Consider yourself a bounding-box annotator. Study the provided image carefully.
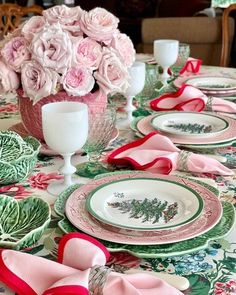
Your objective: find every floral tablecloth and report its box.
[211,0,236,8]
[0,66,236,295]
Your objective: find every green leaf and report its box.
[185,274,211,295]
[0,195,50,249]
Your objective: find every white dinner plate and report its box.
[85,178,204,231]
[151,112,229,138]
[185,76,236,91]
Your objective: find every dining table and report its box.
[211,0,236,8]
[0,64,236,295]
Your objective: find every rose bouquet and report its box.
[0,5,135,105]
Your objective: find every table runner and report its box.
[0,65,236,295]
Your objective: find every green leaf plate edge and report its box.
[54,172,234,258]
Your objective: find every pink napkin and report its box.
[0,233,184,295]
[179,57,202,75]
[107,132,233,176]
[150,84,236,113]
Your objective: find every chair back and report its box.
[221,4,236,67]
[138,16,234,66]
[0,4,43,37]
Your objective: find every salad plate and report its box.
[85,178,204,231]
[135,113,236,148]
[185,76,236,91]
[150,112,228,138]
[86,178,203,230]
[54,171,234,258]
[174,74,236,96]
[64,171,222,245]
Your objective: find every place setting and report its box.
[54,170,235,258]
[131,111,236,149]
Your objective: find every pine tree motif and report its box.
[167,122,212,134]
[107,197,178,224]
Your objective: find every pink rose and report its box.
[111,32,136,67]
[0,60,19,94]
[43,5,82,24]
[1,37,30,72]
[94,48,129,94]
[62,66,95,96]
[21,16,45,41]
[21,60,59,103]
[31,23,73,73]
[43,5,83,36]
[79,7,119,42]
[73,37,102,70]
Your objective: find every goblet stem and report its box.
[47,153,76,196]
[124,95,136,112]
[60,153,76,187]
[160,67,170,85]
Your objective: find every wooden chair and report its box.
[138,16,235,66]
[0,3,43,37]
[221,4,236,67]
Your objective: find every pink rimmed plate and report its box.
[174,74,236,96]
[9,122,119,156]
[65,172,222,245]
[136,113,236,146]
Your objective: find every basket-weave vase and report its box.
[17,89,107,141]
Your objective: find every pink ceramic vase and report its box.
[17,89,107,141]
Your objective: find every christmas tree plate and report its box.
[64,171,222,245]
[185,76,236,92]
[150,112,229,138]
[134,113,236,148]
[174,74,236,96]
[85,178,204,231]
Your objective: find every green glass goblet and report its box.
[76,107,116,178]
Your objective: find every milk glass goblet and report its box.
[124,61,146,113]
[42,101,88,195]
[154,39,179,84]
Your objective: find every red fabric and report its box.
[43,285,89,295]
[150,84,206,111]
[179,58,202,74]
[0,249,37,295]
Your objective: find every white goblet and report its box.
[42,101,88,195]
[124,61,146,113]
[154,39,179,84]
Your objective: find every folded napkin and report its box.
[0,232,184,295]
[150,84,236,113]
[179,57,202,75]
[107,132,233,176]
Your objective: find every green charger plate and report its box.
[54,171,235,258]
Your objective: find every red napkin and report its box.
[0,233,184,295]
[107,132,233,176]
[179,57,202,74]
[150,84,236,113]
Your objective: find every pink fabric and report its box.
[0,232,184,295]
[179,57,202,74]
[150,84,236,113]
[107,132,233,176]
